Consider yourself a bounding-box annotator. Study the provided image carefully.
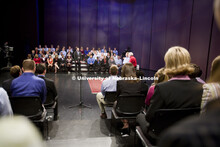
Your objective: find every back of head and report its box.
[110,65,118,76]
[0,116,44,147]
[154,67,169,85]
[208,55,220,83]
[128,52,133,57]
[10,65,21,78]
[121,63,136,78]
[188,63,203,79]
[164,46,194,77]
[22,59,35,71]
[36,64,46,75]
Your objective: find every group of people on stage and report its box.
[28,45,136,74]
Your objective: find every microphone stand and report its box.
[69,60,91,109]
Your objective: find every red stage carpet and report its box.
[88,79,103,94]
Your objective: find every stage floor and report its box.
[0,71,143,147]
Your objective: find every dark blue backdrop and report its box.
[1,0,219,79]
[43,0,218,79]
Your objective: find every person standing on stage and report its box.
[74,47,82,73]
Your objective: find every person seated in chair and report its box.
[116,63,148,137]
[87,54,95,73]
[101,56,109,72]
[60,54,66,72]
[95,57,102,73]
[47,55,53,73]
[2,65,22,97]
[96,65,118,119]
[66,55,72,73]
[137,46,203,144]
[36,64,58,120]
[11,59,47,104]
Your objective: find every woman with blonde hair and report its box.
[201,56,220,114]
[137,46,203,144]
[116,63,148,137]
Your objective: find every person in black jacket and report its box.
[36,64,58,120]
[74,47,82,73]
[137,46,203,144]
[116,63,148,137]
[2,65,22,97]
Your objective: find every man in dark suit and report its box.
[36,64,58,120]
[74,47,81,73]
[2,65,22,97]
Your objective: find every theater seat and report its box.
[104,91,117,107]
[111,95,145,134]
[44,95,58,121]
[9,96,49,140]
[136,108,200,146]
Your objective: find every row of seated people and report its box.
[29,46,136,73]
[96,46,220,146]
[1,60,58,120]
[30,45,119,61]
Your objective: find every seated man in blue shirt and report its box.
[11,59,47,104]
[87,54,95,73]
[96,65,118,119]
[113,48,118,55]
[115,55,123,67]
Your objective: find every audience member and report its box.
[60,54,66,72]
[54,55,60,73]
[33,54,41,64]
[41,54,47,65]
[113,47,118,55]
[123,52,130,65]
[108,56,115,67]
[74,47,82,73]
[137,46,203,144]
[115,55,122,67]
[95,57,102,73]
[31,50,35,59]
[0,88,13,116]
[11,59,47,103]
[2,65,22,97]
[189,63,205,84]
[158,2,220,146]
[66,55,72,73]
[201,55,220,114]
[36,64,58,120]
[47,55,53,72]
[0,116,44,147]
[96,65,118,119]
[84,47,90,56]
[101,56,109,72]
[87,54,95,73]
[145,67,168,107]
[117,63,148,137]
[60,47,66,57]
[129,52,137,68]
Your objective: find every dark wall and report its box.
[1,0,219,80]
[43,0,219,79]
[0,0,38,67]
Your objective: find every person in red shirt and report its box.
[33,54,41,64]
[129,52,137,68]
